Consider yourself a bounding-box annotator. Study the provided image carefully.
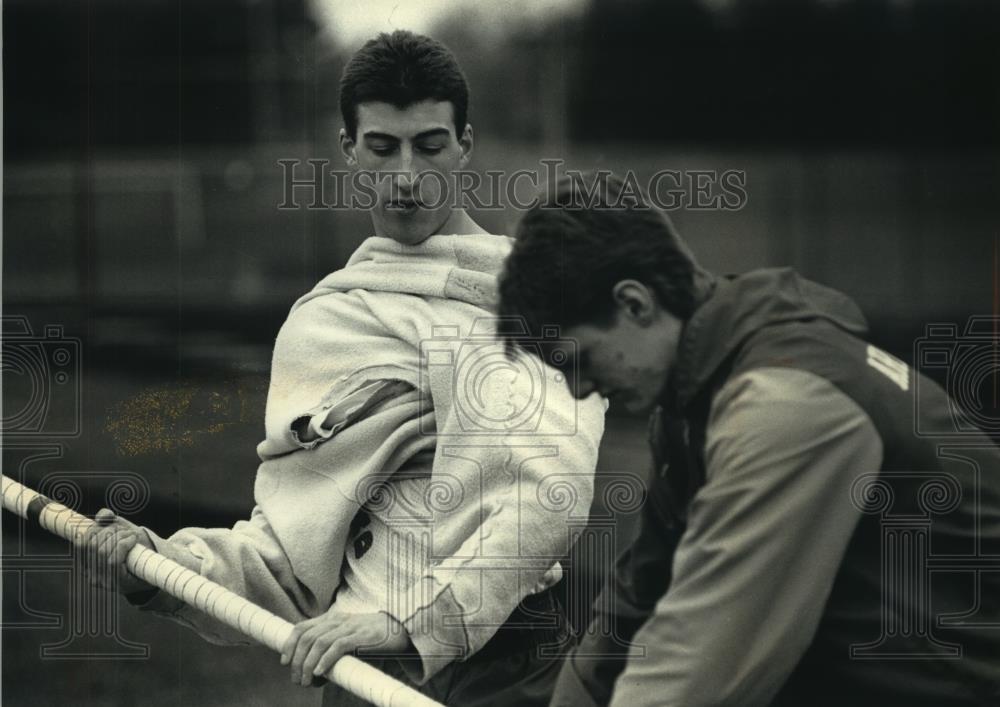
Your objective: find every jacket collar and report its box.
[665,268,869,410]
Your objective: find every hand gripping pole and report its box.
[1,475,443,707]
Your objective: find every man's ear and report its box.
[611,280,657,325]
[339,128,358,168]
[458,124,473,168]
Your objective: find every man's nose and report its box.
[393,146,419,188]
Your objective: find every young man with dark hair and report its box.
[83,31,605,706]
[336,30,475,245]
[499,174,1000,706]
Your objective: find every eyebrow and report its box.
[362,128,452,142]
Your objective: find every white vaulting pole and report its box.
[1,475,443,707]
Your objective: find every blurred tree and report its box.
[569,0,1000,147]
[429,4,586,144]
[5,0,336,161]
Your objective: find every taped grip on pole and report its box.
[1,474,443,707]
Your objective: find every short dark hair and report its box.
[498,173,710,349]
[339,30,469,140]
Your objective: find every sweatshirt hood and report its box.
[294,233,513,312]
[671,267,868,406]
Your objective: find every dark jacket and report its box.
[553,268,1000,706]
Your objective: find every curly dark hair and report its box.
[498,172,711,352]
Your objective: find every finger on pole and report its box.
[0,474,443,707]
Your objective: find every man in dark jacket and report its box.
[497,174,1000,706]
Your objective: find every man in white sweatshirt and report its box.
[82,30,605,706]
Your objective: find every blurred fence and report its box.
[7,141,995,335]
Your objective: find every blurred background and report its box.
[3,0,999,705]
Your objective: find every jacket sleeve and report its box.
[609,367,883,707]
[550,407,686,707]
[385,345,606,685]
[127,505,316,645]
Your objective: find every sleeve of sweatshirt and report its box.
[386,347,606,684]
[609,367,884,707]
[127,505,316,645]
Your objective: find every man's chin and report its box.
[376,211,449,245]
[379,218,436,245]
